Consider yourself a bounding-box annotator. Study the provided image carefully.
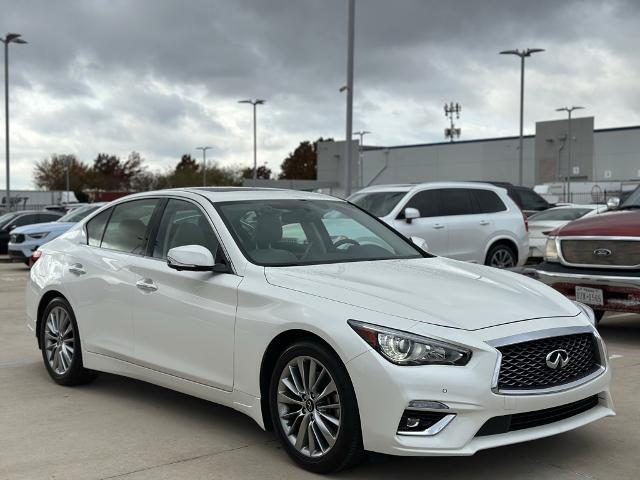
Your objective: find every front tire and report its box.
[269,341,363,473]
[40,297,98,386]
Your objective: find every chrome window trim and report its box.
[397,413,456,436]
[486,325,606,396]
[556,235,640,270]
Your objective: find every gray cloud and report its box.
[0,0,639,188]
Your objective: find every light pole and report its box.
[1,33,27,212]
[196,146,212,186]
[499,48,544,186]
[343,0,356,198]
[556,106,584,202]
[238,99,265,186]
[65,157,70,203]
[353,130,370,187]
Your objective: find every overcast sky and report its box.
[2,0,639,189]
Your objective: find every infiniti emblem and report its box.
[593,248,612,257]
[545,349,570,370]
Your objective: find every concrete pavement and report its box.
[1,262,638,479]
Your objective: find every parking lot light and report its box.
[499,48,544,186]
[556,106,585,202]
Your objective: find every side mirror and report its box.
[410,236,429,252]
[167,245,227,272]
[404,207,420,224]
[606,197,620,210]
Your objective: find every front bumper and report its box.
[346,318,614,456]
[522,262,640,313]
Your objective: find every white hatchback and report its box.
[349,182,529,268]
[26,188,612,473]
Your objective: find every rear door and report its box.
[390,189,449,256]
[436,188,482,262]
[128,198,240,391]
[62,198,161,360]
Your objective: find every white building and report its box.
[316,118,640,198]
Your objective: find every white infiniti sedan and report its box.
[26,188,613,473]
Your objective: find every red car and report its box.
[529,187,640,323]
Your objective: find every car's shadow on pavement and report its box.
[81,368,610,479]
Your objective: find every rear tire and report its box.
[269,340,363,473]
[485,243,517,269]
[39,297,98,386]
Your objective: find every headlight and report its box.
[348,320,472,366]
[574,301,596,326]
[27,231,49,239]
[544,236,559,262]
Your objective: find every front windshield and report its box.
[217,199,424,266]
[620,186,640,209]
[58,205,101,223]
[528,208,592,222]
[349,191,406,217]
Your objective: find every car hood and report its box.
[265,257,579,331]
[10,221,73,234]
[555,210,639,237]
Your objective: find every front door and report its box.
[391,189,449,256]
[129,198,240,391]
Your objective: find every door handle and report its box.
[479,220,490,226]
[433,224,445,229]
[68,263,86,275]
[136,278,158,293]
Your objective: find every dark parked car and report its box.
[482,182,553,216]
[0,210,63,254]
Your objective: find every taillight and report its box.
[521,210,529,232]
[29,250,43,267]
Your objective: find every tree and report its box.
[242,164,272,180]
[121,151,145,191]
[175,154,199,173]
[89,153,124,191]
[33,154,90,195]
[279,137,331,180]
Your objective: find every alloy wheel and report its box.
[276,356,341,458]
[489,248,515,268]
[44,306,75,375]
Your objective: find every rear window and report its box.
[513,189,549,211]
[528,208,592,222]
[349,191,406,217]
[473,189,507,213]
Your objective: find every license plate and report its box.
[575,286,604,306]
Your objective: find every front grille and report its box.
[561,239,640,267]
[10,233,25,244]
[476,395,599,436]
[497,333,600,391]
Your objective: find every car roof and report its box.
[354,181,506,194]
[119,187,341,203]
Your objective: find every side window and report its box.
[404,190,440,218]
[13,214,37,227]
[472,189,507,213]
[439,189,475,216]
[86,208,112,247]
[281,223,308,244]
[152,199,219,260]
[101,199,159,254]
[38,213,62,222]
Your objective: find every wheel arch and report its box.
[484,236,519,265]
[36,290,69,349]
[258,329,344,430]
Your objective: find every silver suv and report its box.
[349,182,529,268]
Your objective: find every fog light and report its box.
[408,400,449,410]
